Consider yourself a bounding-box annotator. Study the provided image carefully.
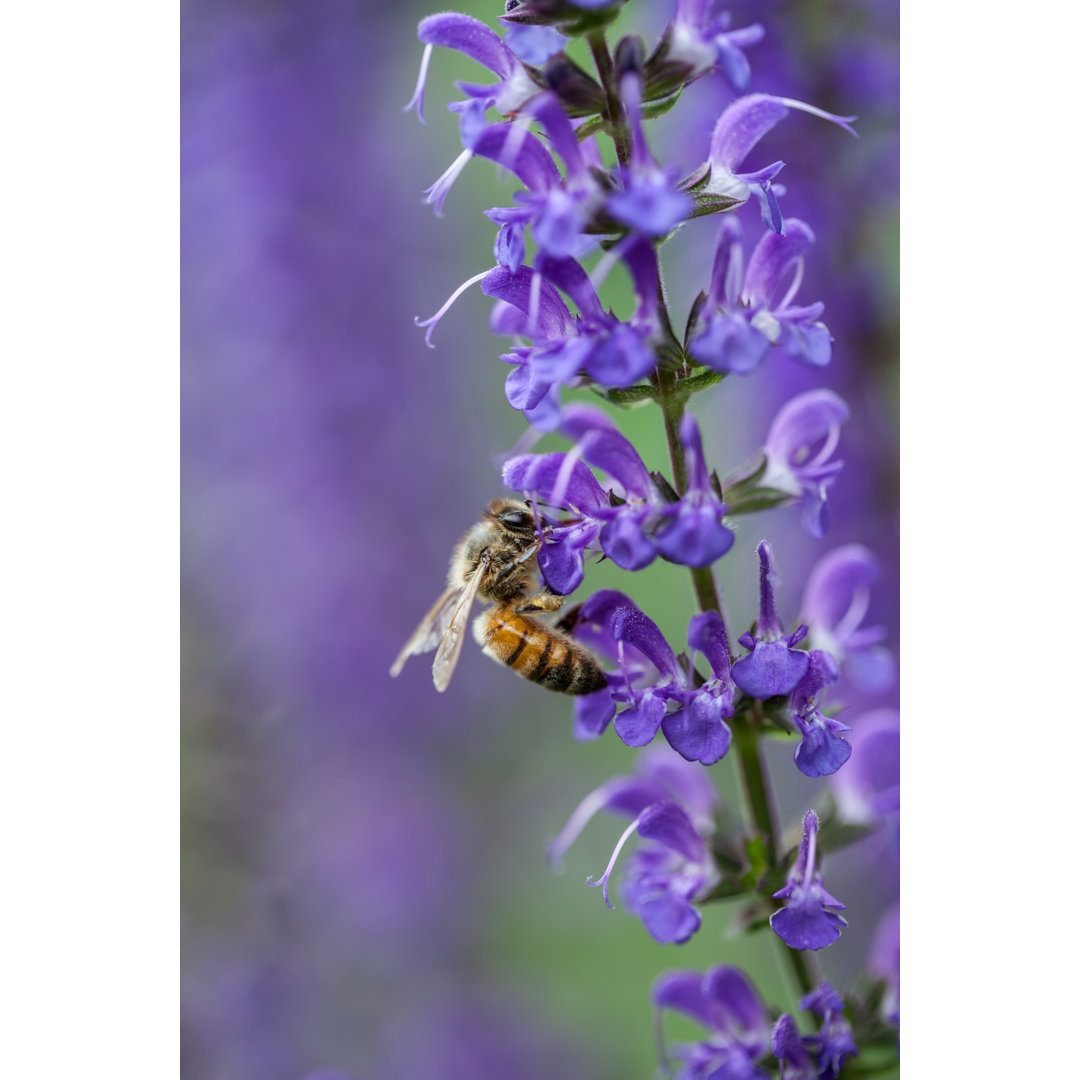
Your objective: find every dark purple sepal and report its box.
[731,639,809,699]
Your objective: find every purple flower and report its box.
[606,71,692,236]
[770,810,847,951]
[654,415,735,567]
[689,217,833,376]
[802,544,895,691]
[555,588,742,765]
[483,93,605,258]
[703,94,857,233]
[800,983,858,1079]
[503,405,661,590]
[550,746,719,945]
[773,985,857,1080]
[406,13,535,124]
[587,800,715,944]
[417,243,661,424]
[547,744,718,870]
[563,588,683,746]
[667,1,765,91]
[652,965,772,1079]
[731,540,810,699]
[503,407,733,592]
[661,611,736,766]
[789,650,851,778]
[762,390,850,537]
[772,1014,817,1080]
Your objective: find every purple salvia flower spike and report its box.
[770,810,848,951]
[730,541,810,699]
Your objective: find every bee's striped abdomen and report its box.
[476,606,607,695]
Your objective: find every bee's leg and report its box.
[516,590,566,615]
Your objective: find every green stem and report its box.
[732,715,781,865]
[586,31,631,167]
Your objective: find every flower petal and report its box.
[661,691,732,765]
[732,640,809,699]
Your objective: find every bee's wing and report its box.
[431,561,489,692]
[390,585,464,677]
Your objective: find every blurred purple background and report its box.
[182,1,897,1076]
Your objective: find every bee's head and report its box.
[483,497,534,535]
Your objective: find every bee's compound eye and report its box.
[499,510,532,530]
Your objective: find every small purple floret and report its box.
[770,810,847,951]
[731,541,810,699]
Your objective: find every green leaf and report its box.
[640,87,683,120]
[592,383,657,405]
[677,367,726,397]
[575,114,612,141]
[725,487,795,515]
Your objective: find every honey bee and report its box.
[390,497,607,695]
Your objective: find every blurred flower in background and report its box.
[181,0,898,1076]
